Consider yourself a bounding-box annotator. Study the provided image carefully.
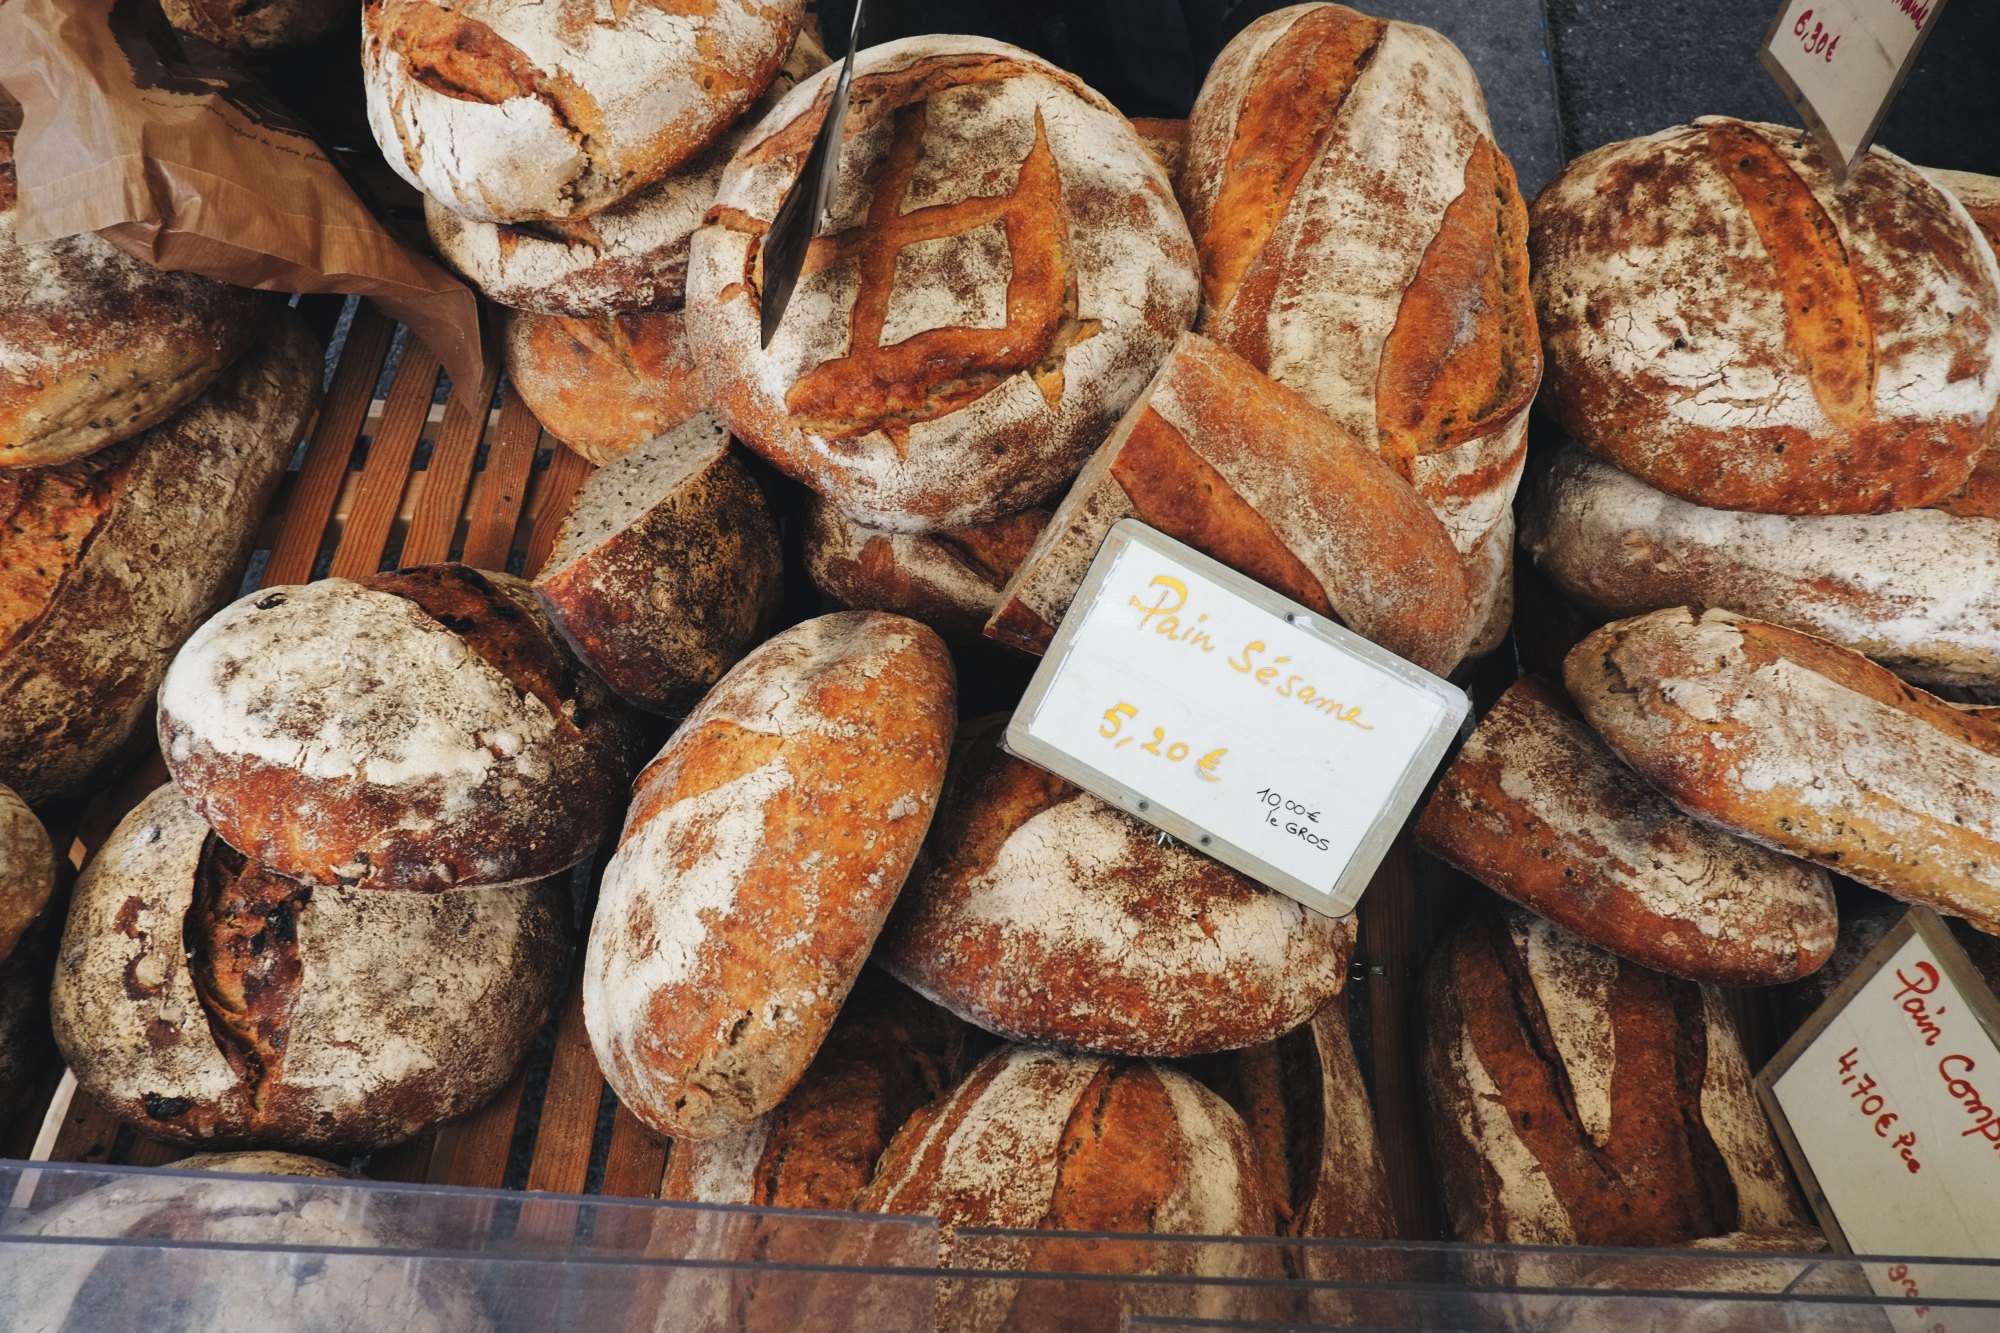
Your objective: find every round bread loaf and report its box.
[0,313,319,805]
[159,563,632,893]
[1524,442,2000,687]
[532,415,783,713]
[1532,119,2000,515]
[878,718,1353,1058]
[429,30,828,314]
[504,310,707,464]
[685,35,1200,533]
[162,0,352,48]
[53,784,568,1153]
[1416,677,1838,985]
[363,0,805,223]
[1566,607,2000,936]
[804,496,1048,644]
[0,780,54,965]
[583,612,955,1141]
[1421,904,1808,1247]
[177,1151,353,1178]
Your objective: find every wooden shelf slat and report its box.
[523,980,603,1199]
[599,1103,671,1201]
[523,445,594,579]
[430,1069,530,1190]
[328,339,441,579]
[459,385,543,572]
[402,358,499,567]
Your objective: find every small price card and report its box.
[1760,0,1948,176]
[1760,908,2000,1326]
[1004,520,1467,918]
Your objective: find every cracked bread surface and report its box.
[504,309,709,463]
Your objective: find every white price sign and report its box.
[1004,520,1467,918]
[1760,909,2000,1328]
[1760,0,1947,175]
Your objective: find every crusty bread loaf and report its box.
[1784,896,2000,1033]
[1533,120,2000,515]
[987,332,1477,674]
[162,0,351,49]
[880,717,1353,1057]
[0,780,53,966]
[504,310,707,464]
[1524,442,2000,686]
[0,314,318,805]
[363,0,805,223]
[1130,117,1188,185]
[804,497,1048,644]
[1417,677,1837,985]
[532,415,782,712]
[685,35,1199,533]
[1926,166,2000,253]
[1566,607,2000,935]
[428,29,829,315]
[584,612,954,1141]
[0,131,276,469]
[54,783,568,1153]
[1422,905,1808,1246]
[160,564,633,892]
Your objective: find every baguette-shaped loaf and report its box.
[1422,905,1807,1246]
[504,310,707,464]
[1533,120,2000,514]
[804,497,1048,644]
[1524,442,2000,686]
[0,781,52,966]
[584,612,955,1141]
[1417,678,1837,984]
[987,332,1476,673]
[1566,607,2000,934]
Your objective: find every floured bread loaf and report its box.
[504,310,707,464]
[1417,678,1837,984]
[0,781,53,966]
[584,612,955,1141]
[1567,607,2000,935]
[988,333,1477,674]
[163,0,351,49]
[54,784,567,1153]
[686,35,1199,532]
[804,497,1048,644]
[1533,120,2000,514]
[159,564,632,893]
[363,0,805,223]
[1422,905,1808,1246]
[533,415,782,712]
[880,717,1353,1058]
[1524,442,2000,686]
[0,314,318,805]
[1130,117,1188,185]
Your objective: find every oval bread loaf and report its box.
[804,497,1048,644]
[583,611,955,1141]
[1532,119,2000,514]
[160,564,632,892]
[53,784,568,1153]
[1565,607,2000,935]
[504,310,707,464]
[0,780,54,966]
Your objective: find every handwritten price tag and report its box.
[1761,0,1948,176]
[1004,520,1467,917]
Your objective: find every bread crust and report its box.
[0,780,53,966]
[1532,120,2000,514]
[804,497,1047,644]
[504,310,707,464]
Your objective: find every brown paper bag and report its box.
[0,0,483,388]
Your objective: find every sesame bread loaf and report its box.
[1532,120,2000,515]
[53,784,568,1153]
[583,612,955,1141]
[685,35,1199,533]
[0,780,53,966]
[1566,607,2000,936]
[159,564,633,893]
[804,497,1049,644]
[503,310,707,465]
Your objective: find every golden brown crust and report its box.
[803,498,1048,643]
[1128,117,1188,185]
[504,310,707,464]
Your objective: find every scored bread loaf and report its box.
[879,717,1353,1057]
[1532,119,2000,515]
[1566,607,2000,936]
[532,415,783,713]
[804,497,1049,644]
[0,314,318,805]
[0,780,53,966]
[363,0,805,223]
[583,612,955,1141]
[1523,442,2000,686]
[1416,677,1837,985]
[162,0,351,49]
[685,35,1199,533]
[159,564,633,893]
[54,784,568,1153]
[987,332,1476,674]
[1422,905,1808,1246]
[503,310,707,464]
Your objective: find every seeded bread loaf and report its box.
[1532,120,2000,515]
[1422,905,1808,1246]
[504,310,707,464]
[54,784,567,1153]
[162,0,352,49]
[0,314,319,805]
[1566,607,2000,936]
[159,564,632,892]
[804,498,1048,644]
[685,35,1199,533]
[532,415,783,713]
[0,780,53,965]
[584,612,955,1141]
